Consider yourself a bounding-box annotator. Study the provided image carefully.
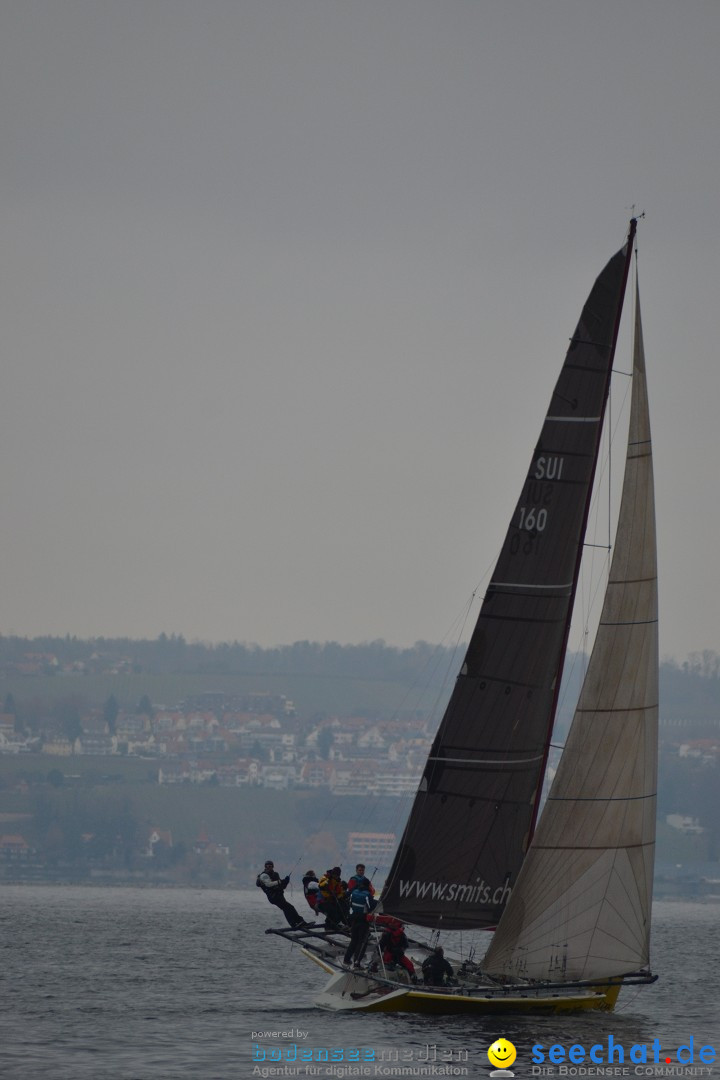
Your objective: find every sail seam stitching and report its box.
[598,618,658,626]
[607,575,656,584]
[547,793,656,802]
[576,704,658,713]
[531,842,655,850]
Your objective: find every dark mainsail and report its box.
[382,225,636,930]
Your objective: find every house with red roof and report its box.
[0,834,32,859]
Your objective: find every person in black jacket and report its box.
[256,861,304,928]
[421,946,454,986]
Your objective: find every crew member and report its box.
[317,866,348,929]
[379,919,416,981]
[302,870,320,914]
[256,860,305,929]
[343,885,376,966]
[421,946,454,986]
[346,863,376,897]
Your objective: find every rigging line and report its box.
[569,359,631,689]
[377,595,480,843]
[608,359,612,553]
[361,647,460,844]
[311,602,481,851]
[268,643,468,872]
[404,588,485,820]
[287,798,344,881]
[389,584,480,733]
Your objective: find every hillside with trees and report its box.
[0,636,718,886]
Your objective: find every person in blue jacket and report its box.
[343,885,376,966]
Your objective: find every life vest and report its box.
[256,869,281,895]
[349,887,372,917]
[372,914,403,933]
[347,874,375,896]
[318,874,345,900]
[380,925,408,954]
[303,880,320,909]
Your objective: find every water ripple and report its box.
[0,887,716,1079]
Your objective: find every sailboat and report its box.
[267,218,659,1013]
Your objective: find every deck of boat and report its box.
[308,955,623,1014]
[266,925,639,1015]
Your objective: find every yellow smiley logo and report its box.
[488,1039,517,1069]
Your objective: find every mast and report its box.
[381,225,638,931]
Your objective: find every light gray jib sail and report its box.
[483,279,658,981]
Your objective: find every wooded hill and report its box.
[1,634,719,730]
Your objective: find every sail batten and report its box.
[483,277,658,981]
[545,415,603,423]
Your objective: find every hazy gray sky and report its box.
[1,1,718,660]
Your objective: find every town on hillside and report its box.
[0,686,435,795]
[1,640,719,891]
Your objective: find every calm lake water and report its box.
[0,885,717,1079]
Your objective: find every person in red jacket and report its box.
[301,870,320,913]
[378,919,416,981]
